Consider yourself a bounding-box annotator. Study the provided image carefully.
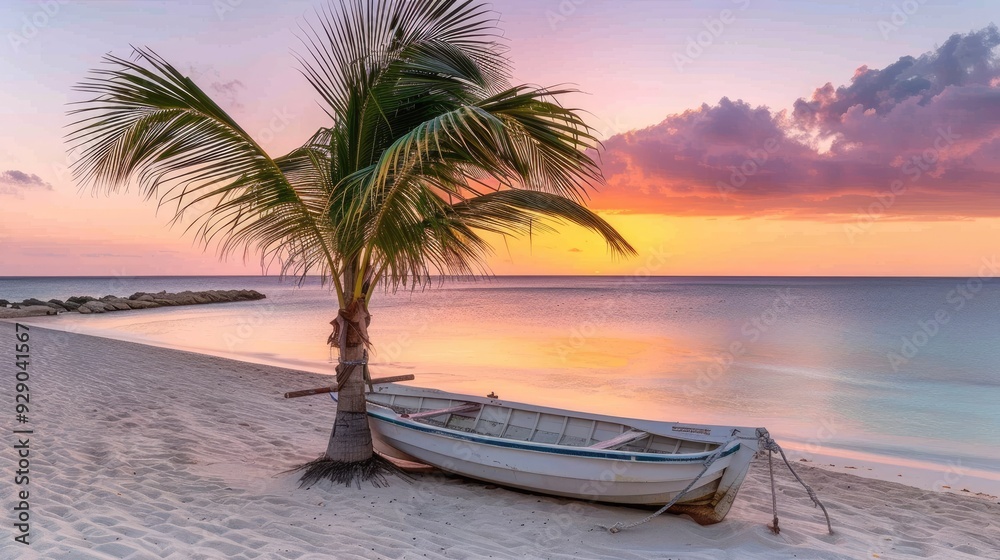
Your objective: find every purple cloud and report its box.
[0,170,53,196]
[597,26,1000,219]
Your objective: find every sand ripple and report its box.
[0,325,997,559]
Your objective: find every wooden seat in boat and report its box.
[402,403,481,420]
[588,430,649,450]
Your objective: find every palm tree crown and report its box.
[69,0,634,481]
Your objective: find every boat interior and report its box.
[367,393,721,455]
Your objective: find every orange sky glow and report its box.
[2,1,998,277]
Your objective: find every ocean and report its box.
[3,275,999,495]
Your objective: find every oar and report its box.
[283,374,415,399]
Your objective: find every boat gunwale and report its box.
[367,403,743,464]
[367,385,760,438]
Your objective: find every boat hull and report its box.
[363,386,763,524]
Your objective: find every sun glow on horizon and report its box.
[1,2,997,277]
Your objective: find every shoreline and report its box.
[0,323,998,558]
[9,313,1000,499]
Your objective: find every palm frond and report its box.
[344,82,615,292]
[67,47,337,278]
[446,190,635,257]
[68,0,634,305]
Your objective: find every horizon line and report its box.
[0,274,994,280]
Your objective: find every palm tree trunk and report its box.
[295,267,402,486]
[295,294,403,486]
[324,298,374,462]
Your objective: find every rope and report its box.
[334,350,368,390]
[364,361,374,393]
[758,430,834,535]
[768,442,780,533]
[608,436,738,533]
[338,357,368,366]
[608,430,834,536]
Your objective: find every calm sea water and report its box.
[4,275,999,493]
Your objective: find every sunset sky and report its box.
[2,0,998,277]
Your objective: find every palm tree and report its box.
[68,0,635,485]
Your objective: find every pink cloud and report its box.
[594,26,1000,219]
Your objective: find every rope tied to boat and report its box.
[608,435,738,533]
[758,429,834,535]
[608,429,834,535]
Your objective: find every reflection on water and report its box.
[8,275,1000,493]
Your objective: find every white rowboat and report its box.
[363,384,766,524]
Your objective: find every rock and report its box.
[124,300,160,310]
[237,290,266,301]
[20,305,57,316]
[14,289,266,315]
[0,306,58,318]
[44,299,68,312]
[0,299,8,307]
[79,301,108,313]
[172,293,197,305]
[104,299,132,311]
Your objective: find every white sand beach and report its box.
[1,324,998,559]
